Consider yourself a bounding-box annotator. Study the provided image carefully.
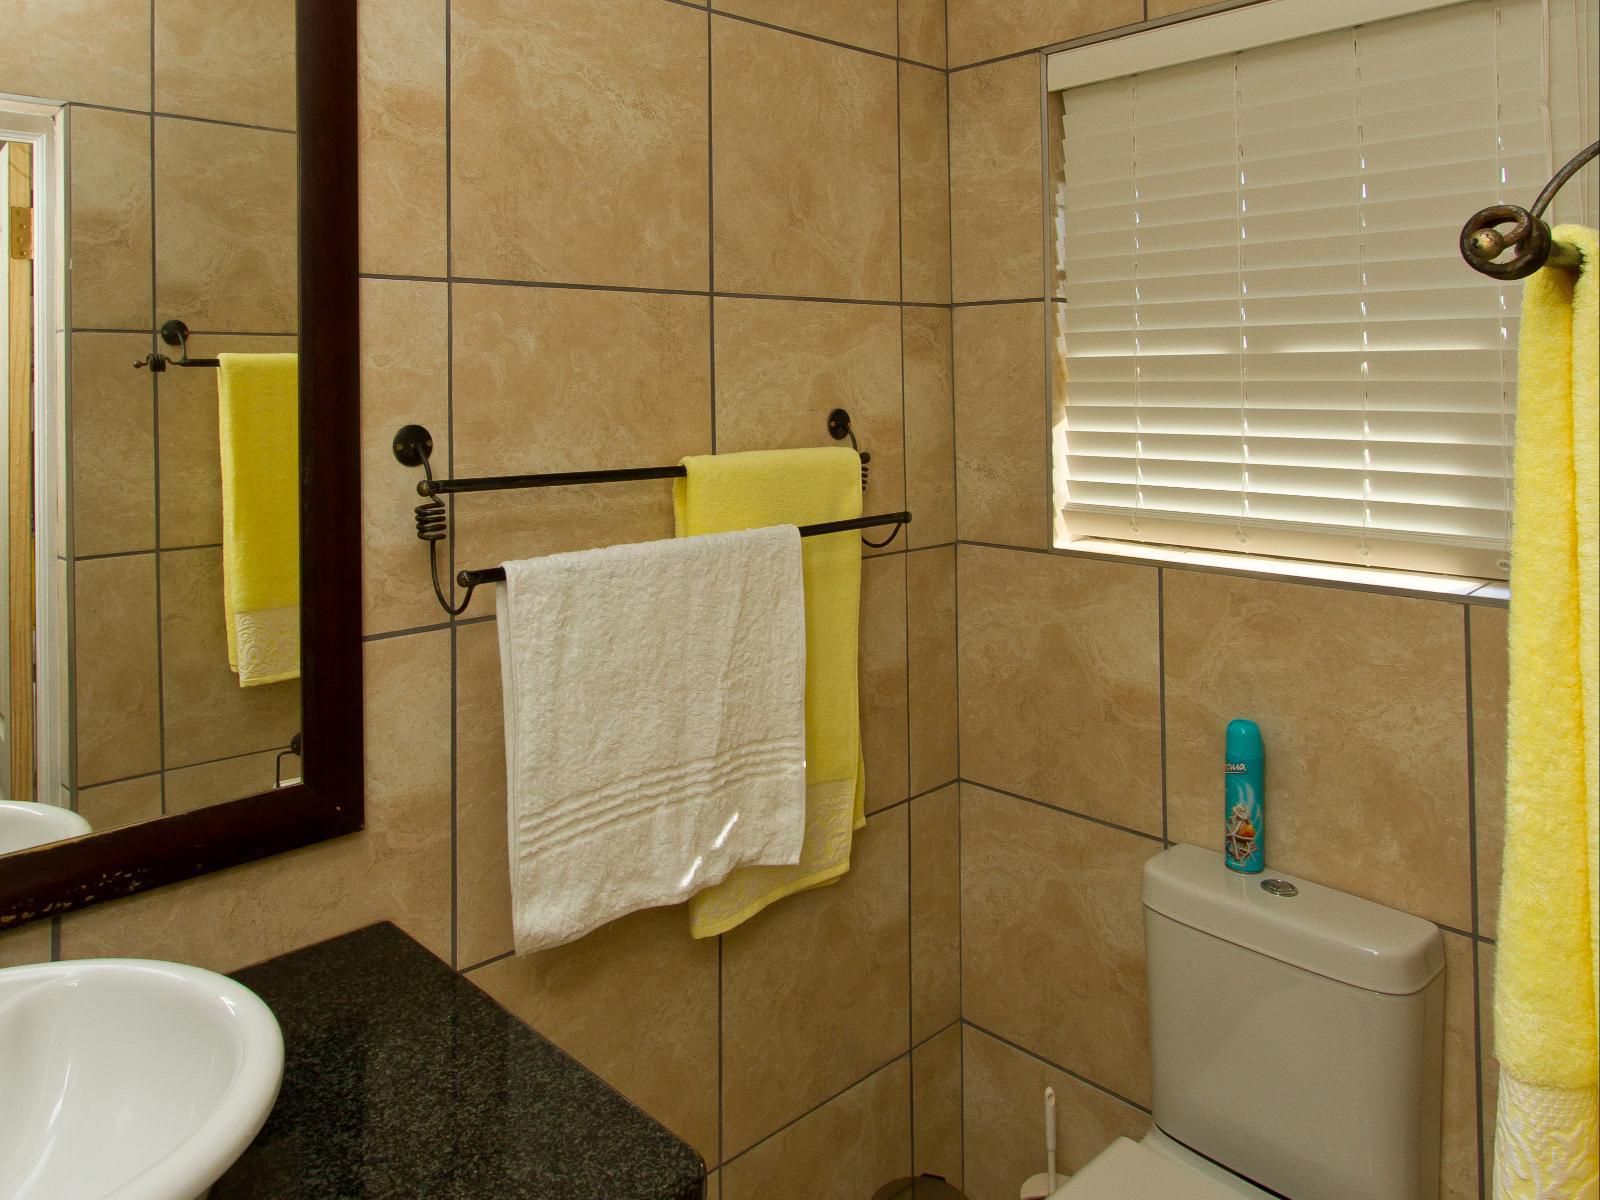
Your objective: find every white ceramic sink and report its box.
[0,959,284,1200]
[0,799,92,852]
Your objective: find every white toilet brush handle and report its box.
[1045,1087,1058,1189]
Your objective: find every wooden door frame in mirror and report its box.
[0,0,362,930]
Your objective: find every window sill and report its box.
[1053,538,1510,607]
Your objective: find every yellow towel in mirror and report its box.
[218,353,300,688]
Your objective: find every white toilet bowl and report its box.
[1048,1129,1276,1199]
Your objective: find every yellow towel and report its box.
[218,353,301,688]
[675,448,866,938]
[1493,225,1599,1199]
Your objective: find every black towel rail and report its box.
[132,319,222,371]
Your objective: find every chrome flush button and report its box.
[1260,878,1299,897]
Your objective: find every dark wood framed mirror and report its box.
[0,1,361,928]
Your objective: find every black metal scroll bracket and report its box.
[1460,139,1598,280]
[133,319,224,372]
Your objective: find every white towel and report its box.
[496,526,809,954]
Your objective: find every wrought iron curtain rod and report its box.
[1461,139,1598,279]
[133,319,222,371]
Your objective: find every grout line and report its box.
[951,295,1040,307]
[79,739,297,793]
[144,19,168,817]
[75,543,220,562]
[1463,606,1488,1200]
[705,6,904,65]
[718,1052,912,1172]
[965,1020,1153,1115]
[1158,568,1169,844]
[70,99,296,137]
[960,777,1166,844]
[444,0,461,977]
[707,5,717,456]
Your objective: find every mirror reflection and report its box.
[0,3,302,854]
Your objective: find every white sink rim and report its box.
[0,799,93,852]
[0,957,284,1200]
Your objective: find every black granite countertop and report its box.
[213,923,706,1200]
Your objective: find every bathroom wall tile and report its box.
[722,1057,912,1200]
[712,17,899,301]
[165,749,294,814]
[154,0,296,128]
[911,788,960,1040]
[67,107,152,331]
[957,546,1162,834]
[358,0,447,277]
[962,785,1160,1105]
[913,1024,963,1186]
[861,554,910,813]
[453,618,513,968]
[900,0,948,67]
[718,0,897,54]
[158,547,300,768]
[154,118,298,334]
[900,65,952,305]
[953,303,1048,548]
[0,0,150,110]
[960,1026,1150,1200]
[722,807,910,1156]
[158,332,295,550]
[1147,0,1218,17]
[903,307,956,549]
[950,56,1042,302]
[74,554,161,786]
[450,0,708,291]
[711,297,905,528]
[1165,571,1474,930]
[945,0,1142,68]
[907,548,958,796]
[70,335,155,558]
[705,1171,719,1200]
[60,630,453,971]
[76,774,162,834]
[359,279,449,635]
[1480,942,1498,1169]
[1471,604,1508,938]
[0,922,53,967]
[469,904,721,1167]
[449,283,712,606]
[1440,933,1481,1200]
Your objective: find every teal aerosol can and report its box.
[1224,719,1265,874]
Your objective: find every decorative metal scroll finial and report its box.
[1460,140,1597,280]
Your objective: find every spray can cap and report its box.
[1226,718,1263,761]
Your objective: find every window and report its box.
[1048,0,1598,579]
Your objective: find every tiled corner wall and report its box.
[0,0,303,825]
[2,2,963,1198]
[945,3,1507,1199]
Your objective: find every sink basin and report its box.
[0,959,284,1199]
[0,799,92,852]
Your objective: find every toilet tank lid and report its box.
[1143,845,1444,995]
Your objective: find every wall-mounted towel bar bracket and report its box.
[1460,139,1597,279]
[393,415,911,616]
[132,319,223,372]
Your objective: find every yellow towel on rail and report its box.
[1493,225,1599,1200]
[675,447,866,938]
[218,353,300,688]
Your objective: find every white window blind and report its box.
[1051,0,1599,578]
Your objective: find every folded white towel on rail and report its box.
[496,526,808,954]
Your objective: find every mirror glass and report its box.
[0,4,302,855]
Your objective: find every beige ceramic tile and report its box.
[954,304,1048,548]
[712,297,905,526]
[722,1057,912,1200]
[719,0,897,53]
[903,308,956,549]
[68,107,152,330]
[1471,604,1508,938]
[358,0,447,277]
[158,547,300,767]
[157,333,295,549]
[901,64,951,304]
[957,546,1162,834]
[76,774,162,834]
[946,0,1142,68]
[712,17,898,301]
[0,0,150,109]
[70,335,155,557]
[1480,942,1498,1169]
[360,279,449,635]
[861,554,910,812]
[962,785,1160,1104]
[907,548,957,796]
[154,0,296,128]
[1165,571,1474,930]
[450,0,708,291]
[721,807,911,1156]
[913,1024,963,1186]
[911,786,960,1041]
[1441,933,1482,1200]
[900,0,947,67]
[469,904,721,1166]
[454,618,514,968]
[74,554,161,786]
[961,1026,1150,1200]
[165,749,295,814]
[449,283,712,611]
[60,630,454,970]
[0,922,53,967]
[153,117,298,333]
[950,56,1042,302]
[705,1171,719,1200]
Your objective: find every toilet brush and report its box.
[1019,1087,1058,1200]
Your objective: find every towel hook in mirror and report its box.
[133,319,224,372]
